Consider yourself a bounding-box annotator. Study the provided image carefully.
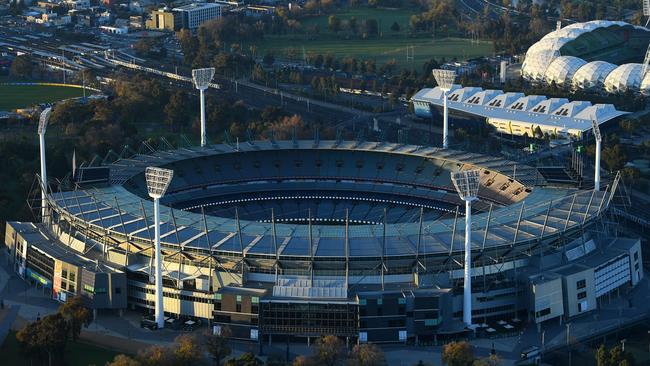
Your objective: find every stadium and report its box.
[5,139,644,344]
[521,20,650,93]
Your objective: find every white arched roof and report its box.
[571,61,618,90]
[522,50,558,81]
[603,63,643,93]
[522,20,650,91]
[545,56,588,87]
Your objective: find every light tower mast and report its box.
[38,107,52,222]
[431,69,456,149]
[451,169,481,327]
[192,68,216,147]
[145,167,174,329]
[591,119,602,192]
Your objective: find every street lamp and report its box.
[566,323,572,366]
[145,166,174,329]
[192,67,216,147]
[432,69,456,149]
[450,169,481,327]
[591,119,602,191]
[38,107,52,223]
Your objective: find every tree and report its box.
[390,21,400,33]
[441,341,475,366]
[205,329,231,366]
[349,343,385,366]
[328,15,341,33]
[315,335,346,366]
[10,54,33,78]
[602,144,627,172]
[107,354,142,366]
[225,352,262,366]
[173,334,204,366]
[164,91,189,132]
[58,296,92,341]
[292,355,318,366]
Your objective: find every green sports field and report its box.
[0,83,87,111]
[251,8,493,66]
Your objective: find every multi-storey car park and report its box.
[5,139,644,344]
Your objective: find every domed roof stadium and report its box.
[603,63,643,93]
[522,20,650,93]
[571,61,618,90]
[521,50,559,81]
[544,56,587,86]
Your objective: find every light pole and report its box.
[621,338,627,352]
[145,167,174,329]
[450,169,481,327]
[566,323,572,366]
[38,107,52,223]
[591,119,602,191]
[192,67,216,147]
[432,69,456,149]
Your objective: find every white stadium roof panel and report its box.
[447,86,482,102]
[507,95,547,111]
[603,63,643,93]
[545,56,588,86]
[463,90,503,105]
[522,50,558,81]
[551,101,591,118]
[485,92,525,108]
[571,61,618,90]
[410,86,628,137]
[529,98,570,114]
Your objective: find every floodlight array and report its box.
[432,69,456,91]
[591,119,601,142]
[145,167,174,198]
[38,107,52,135]
[644,0,650,16]
[192,68,215,89]
[451,170,481,200]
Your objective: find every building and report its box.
[5,222,127,311]
[411,86,627,139]
[145,8,180,32]
[172,3,223,30]
[522,20,650,94]
[4,140,645,344]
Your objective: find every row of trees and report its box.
[16,297,92,366]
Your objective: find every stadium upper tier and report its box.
[48,141,613,262]
[522,20,650,93]
[411,86,626,138]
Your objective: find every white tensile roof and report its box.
[411,86,628,133]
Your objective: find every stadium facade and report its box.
[411,86,627,139]
[5,140,644,343]
[522,20,650,94]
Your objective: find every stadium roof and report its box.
[411,86,627,134]
[48,141,614,259]
[522,20,650,93]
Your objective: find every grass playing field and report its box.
[251,8,493,67]
[0,83,87,111]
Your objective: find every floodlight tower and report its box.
[145,167,174,329]
[432,69,456,149]
[591,119,602,192]
[644,0,650,27]
[450,169,481,327]
[191,68,216,147]
[38,107,52,222]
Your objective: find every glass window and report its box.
[377,298,383,305]
[576,279,586,289]
[236,295,242,302]
[69,272,75,282]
